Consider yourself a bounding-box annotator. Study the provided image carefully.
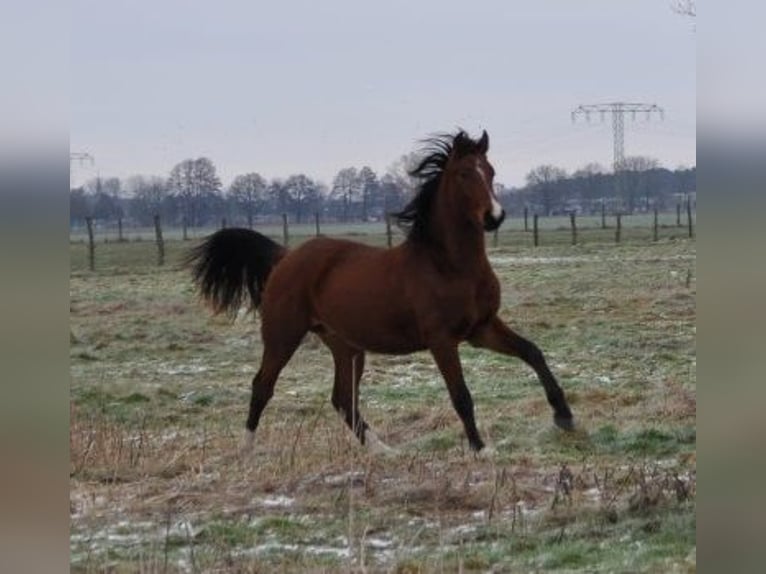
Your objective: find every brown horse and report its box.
[186,130,574,453]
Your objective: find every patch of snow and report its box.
[259,495,295,508]
[490,254,696,266]
[323,471,365,487]
[585,487,602,502]
[366,536,394,550]
[238,541,351,559]
[159,362,210,376]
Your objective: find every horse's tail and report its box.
[184,228,287,316]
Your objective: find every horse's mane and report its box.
[393,130,480,243]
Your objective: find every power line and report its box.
[571,102,664,171]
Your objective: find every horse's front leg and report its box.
[469,316,574,431]
[430,342,485,451]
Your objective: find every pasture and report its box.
[70,227,696,572]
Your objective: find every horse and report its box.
[186,130,574,454]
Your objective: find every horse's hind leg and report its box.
[321,335,393,452]
[321,335,367,440]
[469,316,574,430]
[244,326,305,450]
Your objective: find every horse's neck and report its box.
[428,213,489,273]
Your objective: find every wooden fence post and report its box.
[601,200,606,229]
[386,215,393,248]
[676,203,682,227]
[533,214,539,247]
[282,213,289,246]
[118,217,124,242]
[615,214,622,244]
[85,216,95,271]
[653,208,659,242]
[524,206,529,232]
[315,212,321,237]
[154,214,165,266]
[687,197,693,238]
[570,212,577,246]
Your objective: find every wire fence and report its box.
[70,209,695,272]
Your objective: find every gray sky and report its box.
[70,1,695,189]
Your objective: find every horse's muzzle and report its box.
[484,210,505,232]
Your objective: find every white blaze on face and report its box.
[475,160,503,219]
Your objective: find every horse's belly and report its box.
[357,335,426,355]
[319,314,425,354]
[313,295,425,354]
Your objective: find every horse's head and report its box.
[445,130,505,232]
[395,130,506,244]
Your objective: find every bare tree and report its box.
[127,175,169,225]
[378,173,407,215]
[525,165,567,216]
[622,156,661,211]
[267,179,287,217]
[573,162,608,208]
[331,167,359,222]
[101,177,122,199]
[622,156,660,172]
[357,166,378,221]
[573,162,607,178]
[168,157,222,227]
[385,153,419,197]
[283,174,322,223]
[228,173,267,228]
[84,176,123,220]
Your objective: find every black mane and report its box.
[392,130,481,243]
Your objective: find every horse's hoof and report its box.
[554,414,575,431]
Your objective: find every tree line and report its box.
[70,155,695,229]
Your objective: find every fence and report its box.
[71,208,696,272]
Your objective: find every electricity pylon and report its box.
[70,152,94,165]
[571,103,664,172]
[70,152,94,187]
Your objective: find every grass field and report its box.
[70,227,696,572]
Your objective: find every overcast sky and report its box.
[70,1,696,189]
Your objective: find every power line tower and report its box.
[571,102,664,171]
[70,152,94,187]
[70,152,94,165]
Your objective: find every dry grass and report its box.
[70,233,696,572]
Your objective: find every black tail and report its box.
[184,228,287,316]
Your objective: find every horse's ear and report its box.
[477,130,489,154]
[453,131,468,153]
